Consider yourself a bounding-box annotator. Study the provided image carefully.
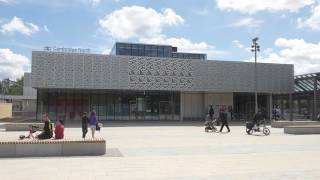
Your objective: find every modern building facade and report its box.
[31,43,294,121]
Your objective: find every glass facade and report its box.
[36,89,180,121]
[233,93,269,120]
[110,42,206,60]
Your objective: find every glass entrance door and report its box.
[159,101,172,120]
[129,98,145,120]
[129,100,137,120]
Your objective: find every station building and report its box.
[31,42,294,121]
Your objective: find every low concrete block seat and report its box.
[284,125,320,135]
[5,123,44,131]
[271,121,320,128]
[0,138,106,157]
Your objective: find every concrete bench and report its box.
[4,123,45,131]
[0,138,106,157]
[284,125,320,135]
[271,121,320,128]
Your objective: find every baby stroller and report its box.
[19,125,40,140]
[204,114,217,132]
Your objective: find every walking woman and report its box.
[89,111,97,139]
[82,112,89,139]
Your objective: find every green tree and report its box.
[7,76,24,95]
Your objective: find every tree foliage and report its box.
[0,76,24,95]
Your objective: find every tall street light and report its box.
[251,37,260,114]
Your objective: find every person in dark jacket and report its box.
[37,113,53,139]
[219,107,230,133]
[82,112,89,139]
[209,105,214,120]
[252,111,264,130]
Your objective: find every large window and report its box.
[99,93,107,120]
[107,94,115,120]
[151,45,157,57]
[132,44,139,56]
[37,90,180,121]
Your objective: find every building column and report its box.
[313,78,318,121]
[289,93,293,121]
[281,98,284,119]
[36,90,39,121]
[180,92,184,121]
[203,92,206,120]
[298,99,301,115]
[269,93,272,121]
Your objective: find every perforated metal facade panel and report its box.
[31,51,294,93]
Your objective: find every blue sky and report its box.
[1,0,320,80]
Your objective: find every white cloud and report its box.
[263,48,274,54]
[232,40,244,49]
[247,38,320,75]
[99,6,184,39]
[139,37,226,59]
[232,40,251,52]
[89,0,101,4]
[99,5,224,59]
[88,0,119,5]
[232,17,264,28]
[297,5,320,30]
[102,48,111,54]
[43,25,49,32]
[193,7,209,16]
[0,48,30,80]
[216,0,315,14]
[1,16,40,36]
[0,0,14,4]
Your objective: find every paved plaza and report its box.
[0,121,320,180]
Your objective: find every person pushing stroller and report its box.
[204,105,217,132]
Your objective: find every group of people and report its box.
[24,113,64,140]
[272,105,281,120]
[208,105,230,133]
[22,110,100,140]
[81,111,99,139]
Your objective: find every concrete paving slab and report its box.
[0,122,319,179]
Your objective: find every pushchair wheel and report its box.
[246,129,253,135]
[263,128,270,135]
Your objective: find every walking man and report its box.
[82,112,89,139]
[209,105,214,120]
[219,106,230,133]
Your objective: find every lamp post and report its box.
[251,37,260,114]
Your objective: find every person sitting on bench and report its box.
[54,120,64,139]
[37,114,53,140]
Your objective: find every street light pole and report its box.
[251,37,260,114]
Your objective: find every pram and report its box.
[19,125,40,140]
[204,114,217,132]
